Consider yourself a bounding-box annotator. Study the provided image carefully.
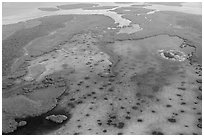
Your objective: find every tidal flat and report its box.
[2,2,202,135]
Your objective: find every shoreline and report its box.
[3,2,201,25]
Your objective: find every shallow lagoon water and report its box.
[2,2,202,135]
[2,2,135,26]
[3,2,201,27]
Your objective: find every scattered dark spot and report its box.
[103,129,107,133]
[151,110,156,113]
[67,103,75,108]
[168,118,176,123]
[197,112,201,116]
[107,119,112,125]
[194,102,198,105]
[180,110,185,113]
[77,100,83,104]
[136,103,140,105]
[197,95,202,100]
[199,86,202,91]
[173,113,178,116]
[104,97,108,100]
[87,94,91,97]
[109,115,116,119]
[196,79,202,83]
[166,104,172,108]
[107,87,114,92]
[176,94,182,97]
[99,87,104,90]
[137,119,143,122]
[97,122,102,126]
[84,76,90,80]
[197,123,202,128]
[117,122,125,129]
[132,106,138,110]
[177,87,186,90]
[85,85,90,88]
[74,132,80,135]
[117,132,123,135]
[180,102,186,105]
[70,98,75,101]
[152,131,164,135]
[125,116,131,120]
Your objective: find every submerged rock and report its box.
[158,49,186,61]
[18,121,27,127]
[45,115,67,123]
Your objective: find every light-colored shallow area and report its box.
[144,3,201,15]
[117,24,143,34]
[3,2,201,25]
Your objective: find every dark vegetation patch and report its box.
[151,131,164,135]
[2,15,74,76]
[137,119,143,122]
[180,102,186,105]
[197,123,202,129]
[166,104,172,108]
[196,79,202,83]
[167,118,176,123]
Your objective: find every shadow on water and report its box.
[4,108,71,135]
